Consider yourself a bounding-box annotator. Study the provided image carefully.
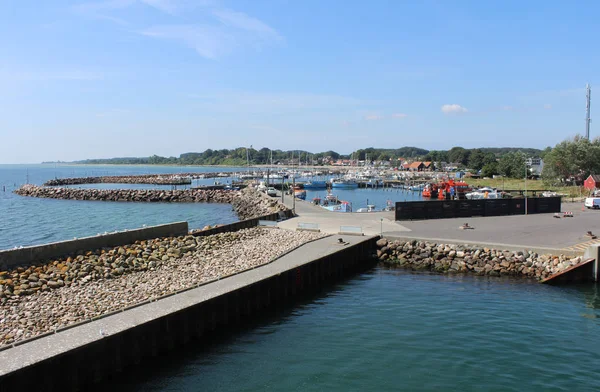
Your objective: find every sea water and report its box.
[0,164,242,250]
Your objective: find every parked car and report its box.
[266,187,278,197]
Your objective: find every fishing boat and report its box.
[293,186,306,200]
[322,200,352,212]
[331,179,358,189]
[303,180,328,189]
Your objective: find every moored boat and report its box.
[293,186,306,200]
[303,180,328,189]
[331,179,358,189]
[322,200,352,212]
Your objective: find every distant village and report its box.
[275,156,545,178]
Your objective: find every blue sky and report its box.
[1,0,599,163]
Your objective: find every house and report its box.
[584,174,600,191]
[408,162,425,172]
[422,161,434,172]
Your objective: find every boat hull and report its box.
[303,181,327,189]
[331,182,358,189]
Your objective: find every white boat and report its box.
[465,187,502,200]
[331,179,358,189]
[322,200,352,212]
[356,204,377,213]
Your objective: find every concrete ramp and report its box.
[541,258,597,284]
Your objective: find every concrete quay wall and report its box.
[0,222,188,270]
[0,235,378,392]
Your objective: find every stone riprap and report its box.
[232,187,288,220]
[14,185,287,220]
[15,184,236,203]
[375,238,583,280]
[43,173,218,186]
[0,228,324,347]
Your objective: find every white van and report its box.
[584,197,600,209]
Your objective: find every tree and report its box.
[447,147,470,166]
[542,135,600,184]
[468,149,486,171]
[498,151,526,178]
[481,162,499,178]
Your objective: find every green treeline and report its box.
[72,146,542,167]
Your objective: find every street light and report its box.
[525,161,529,215]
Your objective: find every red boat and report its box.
[422,184,439,198]
[436,179,471,200]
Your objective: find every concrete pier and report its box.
[0,235,378,392]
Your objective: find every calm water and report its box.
[304,187,423,211]
[0,164,244,250]
[2,165,599,390]
[106,268,600,392]
[0,165,416,250]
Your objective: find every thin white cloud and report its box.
[392,113,408,118]
[74,1,282,58]
[543,104,552,110]
[365,114,383,120]
[213,9,282,40]
[141,25,234,59]
[72,0,135,25]
[140,0,179,14]
[441,104,467,114]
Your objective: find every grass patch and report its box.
[463,178,587,199]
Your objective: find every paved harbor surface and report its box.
[279,197,600,252]
[0,234,374,376]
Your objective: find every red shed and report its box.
[584,174,600,191]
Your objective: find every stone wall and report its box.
[375,238,583,280]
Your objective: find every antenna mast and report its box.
[586,84,592,140]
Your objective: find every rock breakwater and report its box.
[232,187,289,220]
[44,174,201,186]
[14,185,289,220]
[16,184,236,203]
[375,238,583,280]
[0,227,324,347]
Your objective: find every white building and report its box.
[526,158,544,176]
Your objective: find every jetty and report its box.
[0,232,377,391]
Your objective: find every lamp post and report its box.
[525,162,528,215]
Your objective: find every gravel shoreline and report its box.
[0,228,325,347]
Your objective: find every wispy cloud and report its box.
[72,0,135,26]
[141,25,234,59]
[441,104,467,114]
[392,113,408,118]
[543,103,552,110]
[140,0,179,14]
[141,9,282,59]
[213,9,282,40]
[365,114,383,121]
[74,0,282,59]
